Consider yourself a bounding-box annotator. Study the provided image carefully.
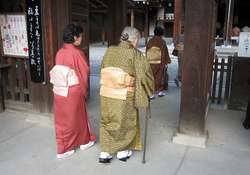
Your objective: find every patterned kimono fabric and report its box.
[100,41,154,154]
[146,36,171,92]
[53,44,95,154]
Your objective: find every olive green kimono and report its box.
[100,41,154,153]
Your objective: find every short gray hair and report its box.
[120,26,141,42]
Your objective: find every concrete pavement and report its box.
[0,75,250,175]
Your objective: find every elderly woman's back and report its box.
[99,26,154,163]
[102,41,135,74]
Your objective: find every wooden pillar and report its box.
[102,14,105,45]
[144,6,149,45]
[107,0,127,45]
[130,9,134,27]
[224,0,235,44]
[173,0,183,40]
[173,0,216,148]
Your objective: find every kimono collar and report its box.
[63,43,77,49]
[153,36,162,40]
[119,41,134,49]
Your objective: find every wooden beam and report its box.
[95,0,108,8]
[127,0,135,7]
[128,7,145,13]
[89,1,98,8]
[90,9,107,13]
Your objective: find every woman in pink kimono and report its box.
[50,24,95,159]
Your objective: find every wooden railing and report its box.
[5,58,30,102]
[211,55,233,104]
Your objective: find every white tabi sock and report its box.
[117,150,133,159]
[80,141,95,150]
[56,150,75,159]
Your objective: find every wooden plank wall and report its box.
[107,0,127,45]
[71,0,89,60]
[5,58,30,102]
[1,0,90,113]
[54,0,71,50]
[28,0,57,113]
[229,57,250,111]
[211,57,233,104]
[1,1,32,105]
[30,0,90,113]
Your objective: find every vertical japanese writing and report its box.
[26,0,44,83]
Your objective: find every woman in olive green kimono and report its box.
[99,27,154,163]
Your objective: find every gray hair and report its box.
[120,26,141,42]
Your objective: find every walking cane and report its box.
[142,100,151,164]
[148,100,151,119]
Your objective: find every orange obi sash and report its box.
[146,46,162,64]
[100,67,135,100]
[176,43,184,51]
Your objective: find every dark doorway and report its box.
[234,0,250,28]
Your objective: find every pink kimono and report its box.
[51,44,95,154]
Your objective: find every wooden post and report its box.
[224,0,235,44]
[144,6,149,46]
[173,0,183,40]
[107,0,127,45]
[131,9,134,27]
[173,0,216,148]
[102,14,105,45]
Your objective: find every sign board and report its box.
[238,32,250,57]
[0,14,29,57]
[26,0,45,83]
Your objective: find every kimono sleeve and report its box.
[75,50,89,97]
[162,41,171,64]
[134,49,155,108]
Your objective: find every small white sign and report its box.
[238,32,250,57]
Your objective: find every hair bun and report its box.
[121,33,129,41]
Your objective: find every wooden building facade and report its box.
[1,0,248,147]
[0,0,155,113]
[0,0,219,145]
[0,0,91,113]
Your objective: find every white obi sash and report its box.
[100,67,135,100]
[50,65,79,97]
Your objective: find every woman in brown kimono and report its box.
[146,26,171,98]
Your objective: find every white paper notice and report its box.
[238,32,250,57]
[0,14,29,57]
